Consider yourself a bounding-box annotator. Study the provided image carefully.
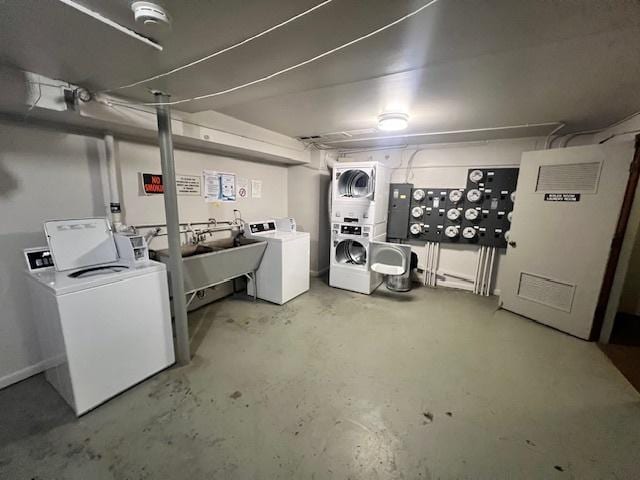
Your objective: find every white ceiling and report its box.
[2,0,640,147]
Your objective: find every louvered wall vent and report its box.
[517,272,576,312]
[535,162,601,193]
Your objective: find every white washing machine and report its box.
[25,218,174,416]
[331,161,391,225]
[243,218,310,304]
[329,222,410,295]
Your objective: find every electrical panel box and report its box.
[463,168,518,248]
[387,183,413,239]
[387,168,519,248]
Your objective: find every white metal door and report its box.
[369,241,411,275]
[499,142,635,339]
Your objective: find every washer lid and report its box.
[44,218,119,271]
[262,231,310,242]
[25,261,165,295]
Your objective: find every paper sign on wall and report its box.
[176,174,201,195]
[220,173,236,202]
[203,170,236,202]
[237,177,249,199]
[251,179,262,199]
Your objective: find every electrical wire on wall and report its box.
[101,0,442,107]
[101,0,335,93]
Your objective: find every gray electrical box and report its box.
[387,183,413,239]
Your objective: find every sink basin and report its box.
[152,236,267,295]
[181,244,217,257]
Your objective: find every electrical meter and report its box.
[448,189,463,203]
[444,225,459,238]
[413,189,425,201]
[410,223,422,235]
[446,208,461,221]
[462,227,477,239]
[465,208,479,221]
[467,189,482,203]
[510,191,516,203]
[507,211,513,223]
[411,206,423,218]
[469,169,484,183]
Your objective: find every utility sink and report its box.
[152,235,267,296]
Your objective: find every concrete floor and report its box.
[1,278,639,479]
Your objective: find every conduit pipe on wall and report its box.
[104,134,124,230]
[486,247,495,296]
[432,243,440,287]
[423,243,430,286]
[472,246,481,293]
[482,247,491,296]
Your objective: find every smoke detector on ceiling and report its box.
[131,2,171,26]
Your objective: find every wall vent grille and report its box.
[517,272,575,312]
[535,162,601,193]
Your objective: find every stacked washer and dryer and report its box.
[329,161,411,294]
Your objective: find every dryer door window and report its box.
[335,240,367,265]
[336,169,374,199]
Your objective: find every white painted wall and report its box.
[0,121,108,388]
[340,137,545,292]
[116,140,288,247]
[287,151,333,275]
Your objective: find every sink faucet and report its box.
[233,209,244,226]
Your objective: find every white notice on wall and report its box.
[237,177,249,199]
[251,179,262,199]
[203,170,236,202]
[203,170,220,202]
[220,173,236,202]
[176,174,201,196]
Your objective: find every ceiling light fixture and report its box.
[377,112,409,132]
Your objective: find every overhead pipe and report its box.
[154,92,190,366]
[324,122,564,146]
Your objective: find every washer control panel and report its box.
[333,223,370,238]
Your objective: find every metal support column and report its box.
[154,92,190,365]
